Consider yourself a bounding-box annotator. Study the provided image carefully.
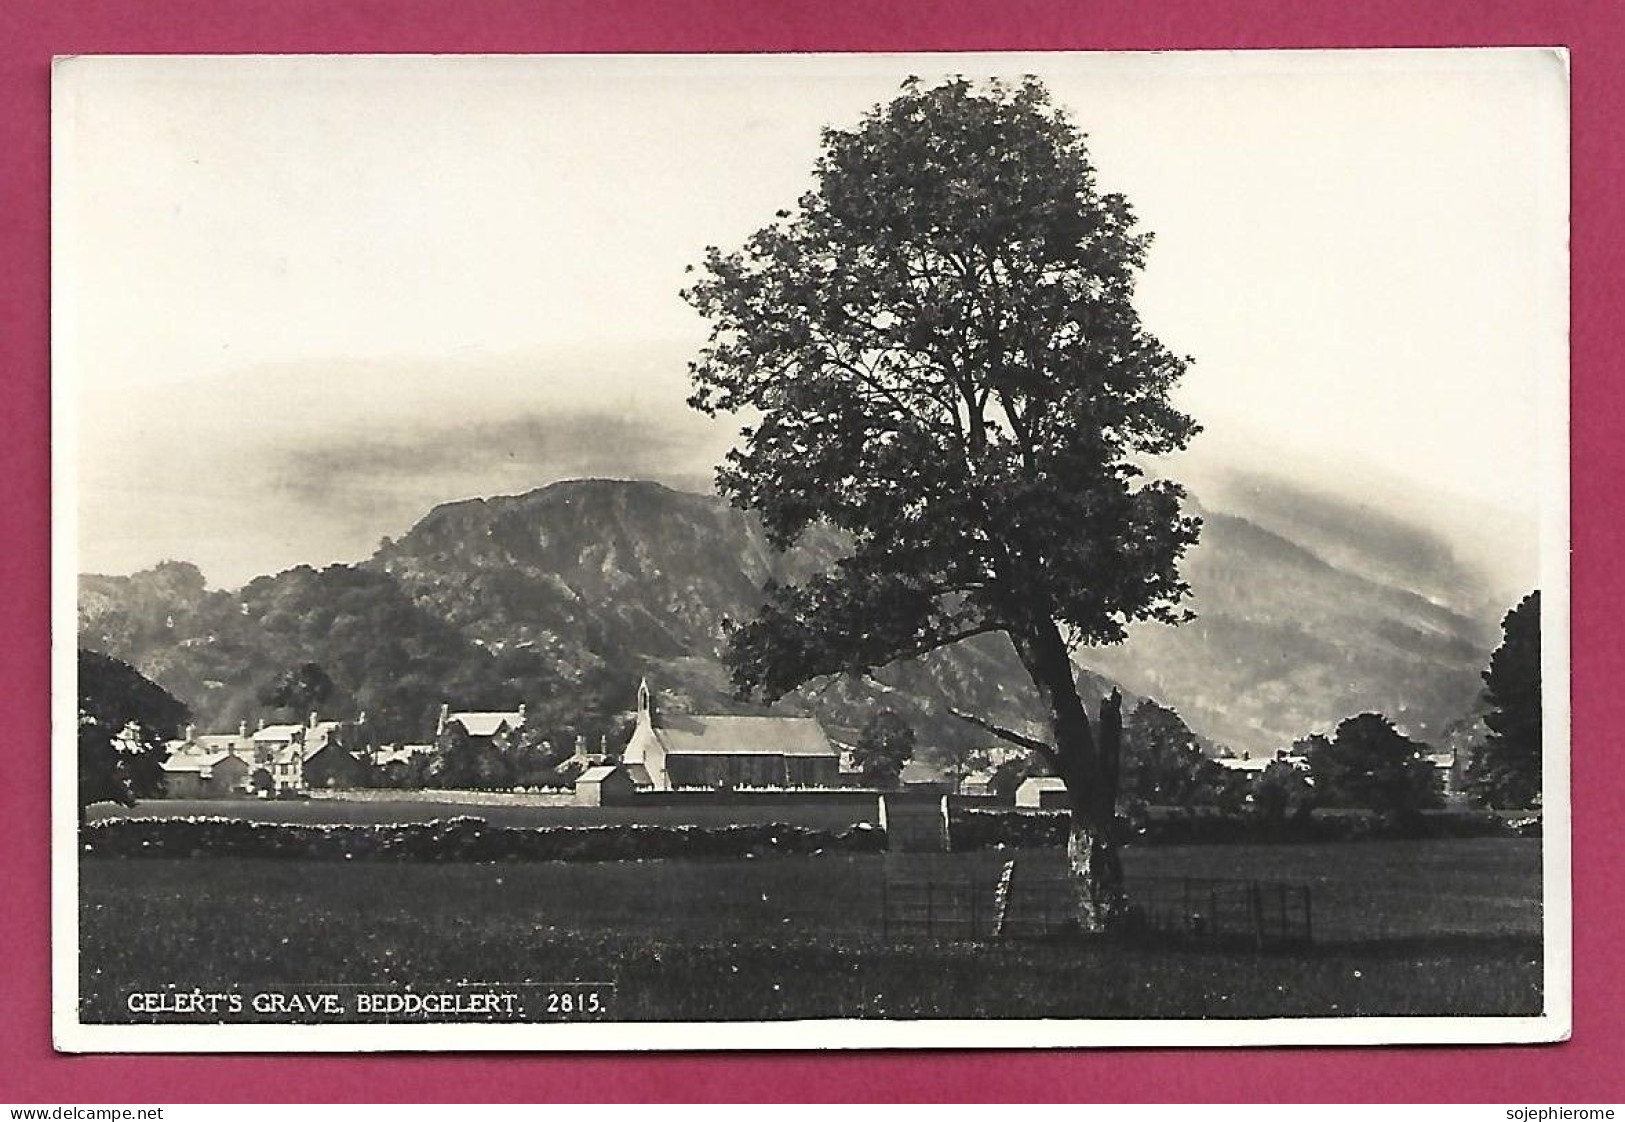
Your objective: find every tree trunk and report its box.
[1011,617,1126,936]
[1066,814,1126,933]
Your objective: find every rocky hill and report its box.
[79,477,1500,757]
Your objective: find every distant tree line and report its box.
[980,590,1542,818]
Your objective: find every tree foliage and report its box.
[1306,713,1442,814]
[980,755,1033,800]
[1118,699,1243,810]
[78,649,189,816]
[684,76,1198,697]
[259,661,335,717]
[80,562,562,744]
[683,76,1201,931]
[853,709,918,788]
[1251,759,1314,820]
[1466,591,1542,810]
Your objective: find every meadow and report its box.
[79,838,1543,1022]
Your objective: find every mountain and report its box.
[79,478,1500,758]
[1081,500,1492,753]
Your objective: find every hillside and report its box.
[1084,502,1491,752]
[79,478,1498,757]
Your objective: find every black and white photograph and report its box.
[53,50,1570,1051]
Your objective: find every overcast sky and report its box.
[56,51,1567,594]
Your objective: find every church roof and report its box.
[652,712,836,758]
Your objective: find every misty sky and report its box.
[56,51,1567,598]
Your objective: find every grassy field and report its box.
[79,838,1543,1022]
[87,797,879,831]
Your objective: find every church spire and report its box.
[637,678,656,726]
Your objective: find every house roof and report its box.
[652,713,835,758]
[449,711,523,738]
[162,751,239,773]
[253,724,305,742]
[577,765,622,783]
[374,744,433,767]
[1016,776,1067,791]
[302,740,348,763]
[192,734,247,753]
[624,763,652,787]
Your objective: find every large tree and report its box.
[1118,699,1243,811]
[683,77,1200,932]
[1466,591,1542,809]
[853,709,918,788]
[1306,713,1442,815]
[78,649,189,822]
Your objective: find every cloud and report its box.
[267,410,725,509]
[79,398,734,587]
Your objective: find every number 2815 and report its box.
[544,991,605,1016]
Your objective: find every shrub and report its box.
[81,816,889,863]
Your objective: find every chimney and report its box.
[308,711,319,729]
[238,720,248,740]
[575,734,587,758]
[516,703,527,726]
[184,723,196,744]
[356,710,367,726]
[437,703,450,737]
[257,718,266,732]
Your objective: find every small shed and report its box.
[1015,775,1071,810]
[575,764,638,807]
[958,769,997,797]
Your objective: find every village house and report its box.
[252,712,366,794]
[161,723,254,797]
[574,763,638,807]
[621,679,839,790]
[1015,775,1071,809]
[160,750,251,798]
[373,743,435,769]
[436,703,526,747]
[166,721,255,761]
[957,768,998,797]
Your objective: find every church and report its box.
[621,679,839,790]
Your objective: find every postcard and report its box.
[52,49,1570,1051]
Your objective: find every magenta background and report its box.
[3,0,1618,1103]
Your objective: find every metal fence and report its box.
[882,861,1312,949]
[1127,875,1312,949]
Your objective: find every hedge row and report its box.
[950,808,1543,849]
[81,816,888,862]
